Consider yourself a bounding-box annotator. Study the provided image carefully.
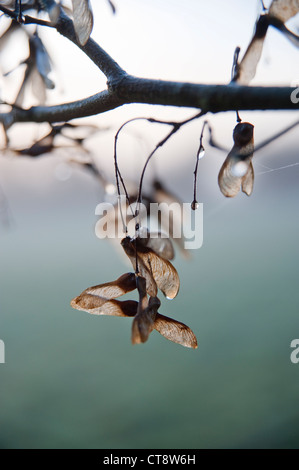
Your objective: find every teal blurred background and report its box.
[1,122,299,449]
[0,0,299,450]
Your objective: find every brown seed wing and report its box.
[154,313,198,349]
[137,246,180,299]
[145,234,175,260]
[235,36,266,85]
[71,292,106,312]
[132,310,154,344]
[132,296,160,344]
[233,17,269,85]
[71,293,137,317]
[121,238,158,297]
[84,272,136,299]
[269,0,299,22]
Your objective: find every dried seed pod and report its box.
[269,0,299,22]
[154,313,198,349]
[70,276,197,349]
[81,272,137,300]
[233,1,299,85]
[71,294,138,317]
[121,237,158,297]
[137,227,175,260]
[121,237,180,299]
[72,0,93,46]
[132,277,161,344]
[233,16,269,85]
[132,276,149,344]
[218,122,254,198]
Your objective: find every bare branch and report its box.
[255,119,299,152]
[0,90,123,124]
[118,77,298,113]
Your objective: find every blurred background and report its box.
[0,0,299,449]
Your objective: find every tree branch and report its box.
[1,80,297,126]
[116,76,298,113]
[0,90,123,124]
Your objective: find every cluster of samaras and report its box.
[71,235,198,349]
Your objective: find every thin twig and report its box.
[137,111,203,205]
[255,119,299,152]
[0,5,55,27]
[260,0,267,11]
[107,0,116,14]
[113,112,203,239]
[192,121,207,209]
